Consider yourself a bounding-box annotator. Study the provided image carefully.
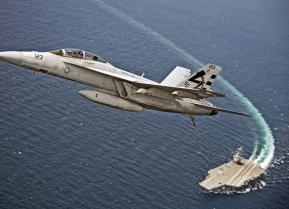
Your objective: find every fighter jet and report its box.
[0,49,249,124]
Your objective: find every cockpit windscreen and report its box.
[49,48,107,63]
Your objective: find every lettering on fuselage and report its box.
[35,54,43,60]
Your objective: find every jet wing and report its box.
[64,62,225,99]
[133,81,225,99]
[139,82,224,97]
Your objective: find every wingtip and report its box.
[213,106,251,117]
[240,113,251,117]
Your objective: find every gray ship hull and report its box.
[200,159,265,191]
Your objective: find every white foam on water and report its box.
[218,78,275,169]
[91,0,275,169]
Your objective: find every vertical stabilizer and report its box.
[161,66,191,86]
[161,64,221,89]
[180,64,221,89]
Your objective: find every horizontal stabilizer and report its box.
[193,103,250,117]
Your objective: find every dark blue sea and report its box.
[0,0,288,208]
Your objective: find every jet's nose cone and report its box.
[0,51,23,65]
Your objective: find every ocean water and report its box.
[0,0,288,209]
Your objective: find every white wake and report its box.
[91,0,275,169]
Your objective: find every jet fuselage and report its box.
[0,50,220,116]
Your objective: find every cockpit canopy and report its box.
[49,48,107,63]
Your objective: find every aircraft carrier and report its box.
[199,148,265,191]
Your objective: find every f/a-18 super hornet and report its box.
[0,49,249,125]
